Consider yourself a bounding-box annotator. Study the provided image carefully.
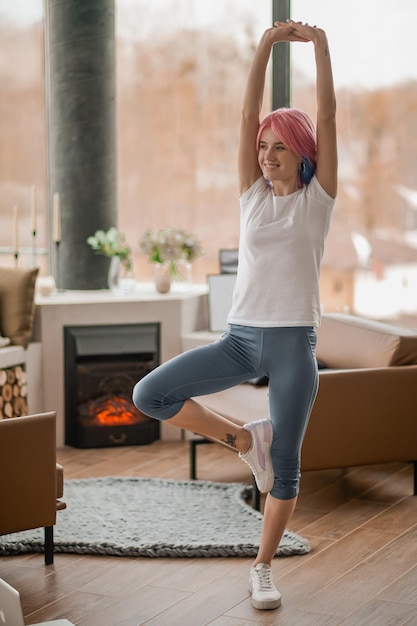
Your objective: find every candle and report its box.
[31,185,37,233]
[53,192,61,243]
[13,206,19,254]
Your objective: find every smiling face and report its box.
[258,126,300,195]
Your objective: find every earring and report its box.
[299,161,306,174]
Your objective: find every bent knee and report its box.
[132,376,184,421]
[132,378,154,416]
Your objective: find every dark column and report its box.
[44,0,116,289]
[272,0,291,109]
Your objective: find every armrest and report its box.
[302,365,417,470]
[56,463,64,498]
[56,463,66,511]
[195,384,270,427]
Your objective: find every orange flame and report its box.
[88,395,145,427]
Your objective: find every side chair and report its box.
[0,411,66,565]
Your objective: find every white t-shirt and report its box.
[227,175,335,329]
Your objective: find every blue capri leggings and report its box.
[132,324,319,500]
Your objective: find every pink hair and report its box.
[256,108,317,187]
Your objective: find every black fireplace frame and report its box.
[64,322,160,448]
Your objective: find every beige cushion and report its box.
[0,267,39,349]
[316,313,417,369]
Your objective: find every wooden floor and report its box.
[1,440,417,626]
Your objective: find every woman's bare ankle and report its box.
[241,428,252,454]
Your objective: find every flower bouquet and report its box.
[139,227,204,280]
[87,227,134,291]
[87,227,132,271]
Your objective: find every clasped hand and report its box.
[269,19,325,44]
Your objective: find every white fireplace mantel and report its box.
[32,282,208,446]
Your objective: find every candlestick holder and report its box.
[55,241,63,291]
[31,230,37,268]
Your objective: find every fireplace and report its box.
[64,323,160,448]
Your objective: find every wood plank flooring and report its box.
[1,440,417,625]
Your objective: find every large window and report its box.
[292,0,417,322]
[116,0,271,282]
[0,1,47,273]
[1,1,416,324]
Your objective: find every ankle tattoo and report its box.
[221,433,237,448]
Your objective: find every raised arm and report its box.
[238,25,295,196]
[281,20,338,198]
[313,26,337,198]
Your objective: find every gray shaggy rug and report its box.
[0,477,310,558]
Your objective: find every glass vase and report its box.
[154,262,172,294]
[108,257,136,293]
[176,260,193,288]
[107,256,121,291]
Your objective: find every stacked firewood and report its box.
[0,365,28,419]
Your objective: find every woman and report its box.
[133,19,337,611]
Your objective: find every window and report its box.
[292,0,417,322]
[116,0,271,282]
[0,1,47,272]
[1,1,416,325]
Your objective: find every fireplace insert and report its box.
[64,323,160,448]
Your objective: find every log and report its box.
[6,369,16,385]
[13,396,28,417]
[2,384,13,403]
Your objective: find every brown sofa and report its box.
[191,314,417,498]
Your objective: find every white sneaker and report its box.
[249,563,281,610]
[238,418,274,493]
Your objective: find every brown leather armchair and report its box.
[0,411,65,564]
